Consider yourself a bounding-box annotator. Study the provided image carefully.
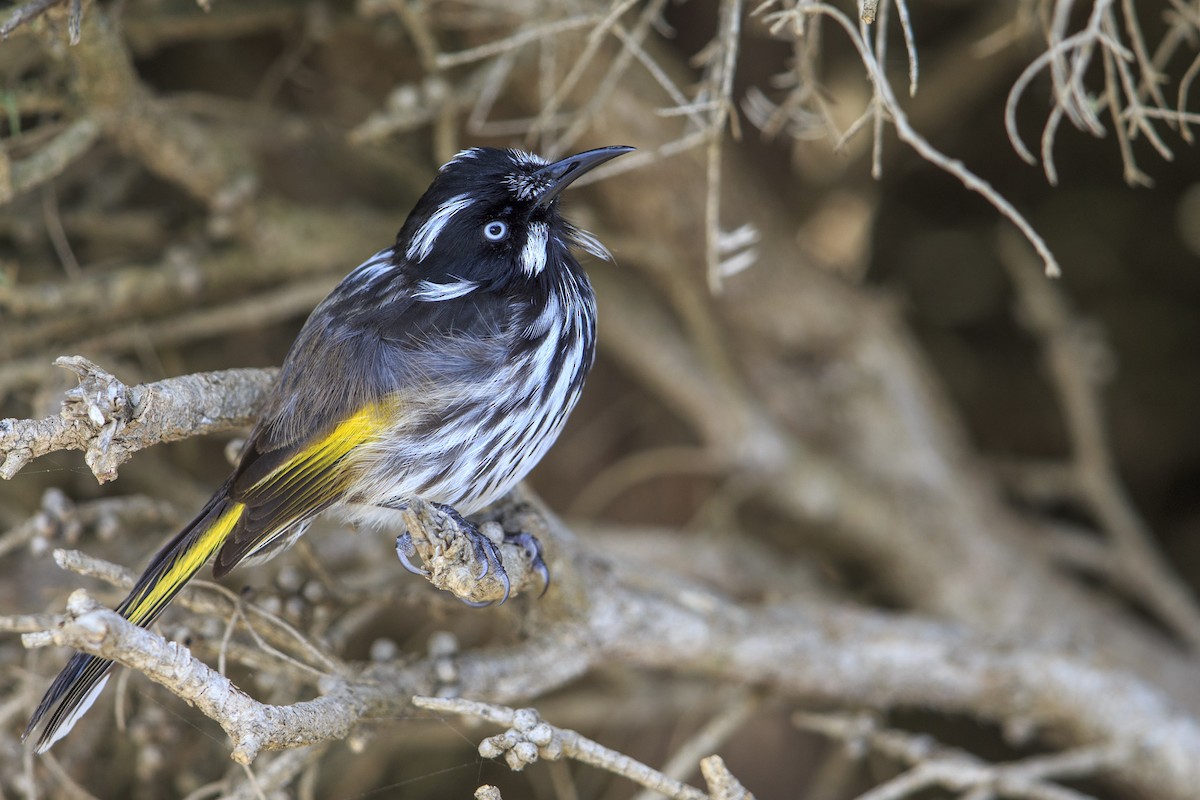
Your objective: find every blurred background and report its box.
[2,0,1198,797]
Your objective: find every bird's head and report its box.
[396,146,633,289]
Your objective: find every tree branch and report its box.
[0,358,275,482]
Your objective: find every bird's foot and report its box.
[394,499,511,606]
[391,498,552,605]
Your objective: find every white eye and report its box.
[483,220,509,242]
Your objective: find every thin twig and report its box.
[776,2,1063,276]
[999,231,1200,649]
[414,697,710,800]
[0,0,63,39]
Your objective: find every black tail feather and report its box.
[23,652,114,753]
[23,489,240,752]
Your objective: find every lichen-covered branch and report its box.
[0,357,276,481]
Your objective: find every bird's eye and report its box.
[483,220,509,242]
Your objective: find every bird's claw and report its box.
[431,502,511,606]
[505,530,550,596]
[393,502,552,606]
[462,529,510,606]
[395,502,512,606]
[395,532,431,577]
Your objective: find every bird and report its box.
[24,144,634,753]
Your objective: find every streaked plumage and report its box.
[25,145,632,752]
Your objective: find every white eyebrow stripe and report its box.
[407,193,474,262]
[520,222,549,276]
[413,279,479,302]
[441,148,481,171]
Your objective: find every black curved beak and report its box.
[534,146,635,208]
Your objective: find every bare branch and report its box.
[1003,0,1195,186]
[0,0,66,40]
[21,594,369,765]
[0,358,276,482]
[65,5,257,208]
[0,119,100,205]
[631,694,760,800]
[757,2,1063,275]
[11,491,1200,797]
[999,232,1200,650]
[699,756,754,800]
[414,697,710,800]
[0,491,176,560]
[797,713,1111,800]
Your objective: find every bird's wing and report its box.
[211,396,397,576]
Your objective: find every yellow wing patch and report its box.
[123,502,245,626]
[215,399,400,571]
[250,400,397,496]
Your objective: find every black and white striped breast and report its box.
[342,259,597,515]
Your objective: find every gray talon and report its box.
[395,532,430,577]
[508,530,550,596]
[472,538,493,579]
[392,502,519,606]
[431,502,512,606]
[495,554,512,604]
[470,536,510,605]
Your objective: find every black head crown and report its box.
[396,146,633,289]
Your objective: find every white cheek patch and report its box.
[520,222,549,276]
[413,279,479,302]
[407,194,474,262]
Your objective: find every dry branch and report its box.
[0,0,74,40]
[574,45,1200,716]
[796,713,1110,800]
[0,357,275,481]
[1000,231,1200,650]
[0,200,400,368]
[414,697,711,800]
[0,118,100,204]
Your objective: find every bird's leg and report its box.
[389,498,511,606]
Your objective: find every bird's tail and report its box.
[24,492,246,753]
